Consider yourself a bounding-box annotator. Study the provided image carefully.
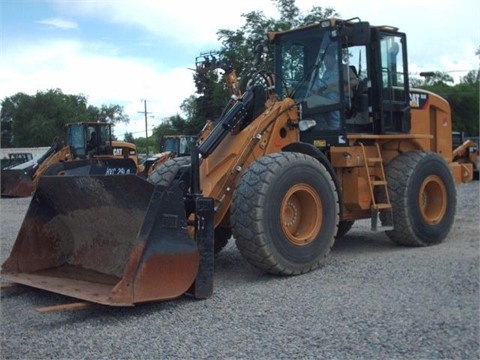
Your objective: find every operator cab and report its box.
[271,18,411,148]
[67,122,113,158]
[160,135,197,157]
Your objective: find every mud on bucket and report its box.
[1,174,205,306]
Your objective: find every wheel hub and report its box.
[281,183,322,245]
[418,175,447,224]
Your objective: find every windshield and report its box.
[274,26,337,102]
[161,138,179,153]
[98,124,111,144]
[161,136,197,156]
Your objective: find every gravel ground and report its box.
[1,181,479,360]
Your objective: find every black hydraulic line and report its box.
[35,139,61,166]
[198,90,254,158]
[190,145,201,196]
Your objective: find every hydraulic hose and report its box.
[198,89,254,158]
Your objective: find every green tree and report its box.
[1,92,31,147]
[217,0,337,77]
[420,71,455,86]
[87,104,130,123]
[1,89,89,147]
[409,76,424,88]
[461,70,479,86]
[132,136,153,156]
[448,82,479,136]
[1,89,130,147]
[124,132,135,144]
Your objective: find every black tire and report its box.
[148,156,230,254]
[231,152,339,275]
[336,220,354,238]
[385,151,457,246]
[147,156,191,186]
[43,162,67,176]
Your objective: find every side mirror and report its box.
[338,21,370,46]
[351,22,370,45]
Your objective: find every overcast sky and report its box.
[1,0,479,139]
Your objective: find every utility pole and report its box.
[138,100,152,156]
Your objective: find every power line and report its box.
[138,100,153,155]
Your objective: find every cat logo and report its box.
[113,148,123,156]
[410,93,420,107]
[409,92,428,109]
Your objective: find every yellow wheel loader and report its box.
[1,18,474,306]
[1,122,140,197]
[142,134,198,177]
[452,131,479,180]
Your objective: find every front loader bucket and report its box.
[1,169,34,197]
[1,174,213,306]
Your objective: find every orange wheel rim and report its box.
[418,175,447,225]
[281,183,322,245]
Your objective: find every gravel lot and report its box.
[1,181,479,360]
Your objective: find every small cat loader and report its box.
[1,18,473,306]
[142,134,198,176]
[1,122,140,197]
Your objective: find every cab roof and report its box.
[267,17,399,41]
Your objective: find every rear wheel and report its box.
[385,151,456,246]
[147,156,230,254]
[231,152,339,275]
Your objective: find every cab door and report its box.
[373,30,411,133]
[67,124,87,158]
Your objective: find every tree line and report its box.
[1,0,478,154]
[1,89,129,148]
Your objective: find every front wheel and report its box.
[231,152,339,275]
[147,156,191,186]
[385,151,457,246]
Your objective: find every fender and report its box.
[282,142,346,215]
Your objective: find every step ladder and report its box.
[359,142,394,231]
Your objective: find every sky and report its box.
[1,0,479,140]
